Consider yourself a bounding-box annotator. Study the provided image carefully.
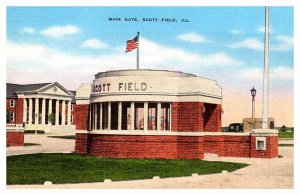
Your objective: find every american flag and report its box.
[125,35,139,53]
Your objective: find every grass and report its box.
[47,135,75,139]
[278,144,294,147]
[24,143,41,147]
[278,131,294,139]
[7,153,248,185]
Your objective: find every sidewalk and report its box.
[6,134,75,156]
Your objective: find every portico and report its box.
[7,82,75,133]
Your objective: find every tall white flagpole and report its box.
[262,7,269,129]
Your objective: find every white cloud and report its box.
[7,38,243,88]
[176,32,209,43]
[81,39,108,49]
[40,25,80,38]
[20,27,35,34]
[238,66,293,80]
[230,29,241,35]
[228,38,264,50]
[272,35,293,51]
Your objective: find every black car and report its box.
[227,123,243,132]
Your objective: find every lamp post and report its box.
[251,87,257,118]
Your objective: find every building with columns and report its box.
[6,82,76,134]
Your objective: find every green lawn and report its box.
[278,131,294,139]
[47,135,75,139]
[7,153,248,185]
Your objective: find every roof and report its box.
[95,69,198,79]
[7,83,76,102]
[7,83,52,98]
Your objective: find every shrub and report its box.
[48,113,55,125]
[24,130,45,134]
[280,125,287,132]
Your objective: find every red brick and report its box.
[6,131,24,147]
[74,104,90,130]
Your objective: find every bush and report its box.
[24,130,45,134]
[280,125,287,132]
[48,112,55,125]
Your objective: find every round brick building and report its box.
[74,69,278,159]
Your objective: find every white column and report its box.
[41,99,46,125]
[28,98,33,124]
[55,100,59,125]
[100,103,103,130]
[118,102,122,131]
[169,104,172,131]
[157,102,161,131]
[88,104,91,130]
[35,98,39,124]
[130,102,135,130]
[23,98,27,123]
[94,103,98,130]
[144,102,148,131]
[108,102,111,130]
[48,99,52,125]
[62,100,66,125]
[67,101,71,126]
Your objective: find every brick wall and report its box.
[250,136,278,158]
[204,135,278,158]
[171,102,204,132]
[171,102,221,132]
[74,104,90,130]
[75,134,204,159]
[6,98,24,125]
[6,131,24,147]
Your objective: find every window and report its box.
[102,102,109,130]
[11,112,14,122]
[10,100,15,107]
[110,102,118,130]
[121,102,131,130]
[256,137,266,150]
[148,103,157,130]
[161,103,170,130]
[71,104,74,111]
[134,103,144,130]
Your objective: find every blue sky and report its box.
[6,6,294,126]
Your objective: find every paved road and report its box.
[7,134,293,189]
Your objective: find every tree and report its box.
[48,112,55,125]
[6,110,13,123]
[280,125,287,132]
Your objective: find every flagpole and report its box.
[137,32,140,70]
[262,6,269,129]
